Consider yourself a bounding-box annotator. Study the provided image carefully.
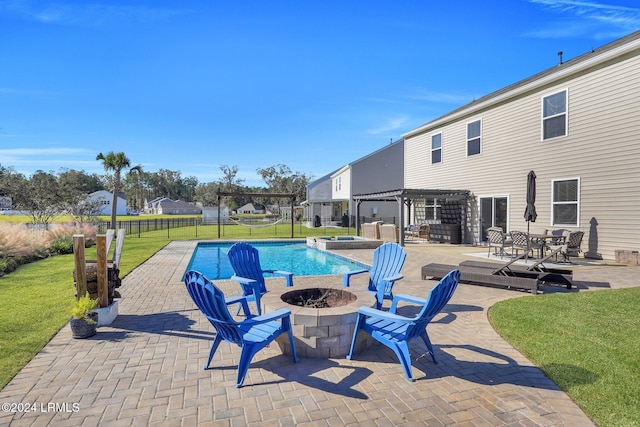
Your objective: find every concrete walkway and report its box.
[1,241,637,426]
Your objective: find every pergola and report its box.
[352,188,471,246]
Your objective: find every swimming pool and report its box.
[185,241,369,280]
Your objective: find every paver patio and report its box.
[1,240,636,426]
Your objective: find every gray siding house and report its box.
[350,138,404,223]
[305,139,404,227]
[403,30,640,260]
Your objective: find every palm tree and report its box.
[96,151,142,229]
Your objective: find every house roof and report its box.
[158,200,201,210]
[353,188,470,201]
[349,138,404,167]
[89,190,126,199]
[238,202,265,211]
[404,30,640,138]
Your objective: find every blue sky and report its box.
[1,0,639,187]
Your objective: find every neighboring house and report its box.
[157,199,201,215]
[144,197,201,215]
[305,139,404,227]
[86,190,128,216]
[400,30,640,260]
[237,203,266,214]
[350,138,404,223]
[329,165,350,223]
[304,169,339,227]
[0,196,11,211]
[144,197,168,214]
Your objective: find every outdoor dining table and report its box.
[529,233,566,258]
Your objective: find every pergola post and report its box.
[355,199,362,236]
[398,195,407,246]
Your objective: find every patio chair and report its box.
[361,221,383,239]
[227,242,293,315]
[380,223,400,243]
[486,227,512,258]
[343,242,406,309]
[510,230,543,259]
[548,230,584,263]
[404,224,418,241]
[184,270,298,388]
[347,269,460,381]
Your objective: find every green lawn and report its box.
[489,289,640,427]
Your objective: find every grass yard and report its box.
[489,288,640,427]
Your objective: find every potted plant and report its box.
[70,293,99,339]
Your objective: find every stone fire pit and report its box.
[261,283,376,358]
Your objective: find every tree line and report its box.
[0,155,312,225]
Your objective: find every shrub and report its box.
[46,223,97,255]
[0,222,98,275]
[50,240,74,255]
[70,292,98,323]
[0,223,35,258]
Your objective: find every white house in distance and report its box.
[400,30,640,260]
[86,190,127,216]
[237,203,266,214]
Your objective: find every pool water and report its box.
[186,241,369,280]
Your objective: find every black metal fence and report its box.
[97,217,359,240]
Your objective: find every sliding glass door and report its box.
[479,196,508,242]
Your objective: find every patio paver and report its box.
[2,240,636,426]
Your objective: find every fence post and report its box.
[73,234,87,299]
[96,234,109,308]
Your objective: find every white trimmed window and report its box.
[542,90,567,140]
[552,178,579,226]
[431,133,442,164]
[467,119,481,156]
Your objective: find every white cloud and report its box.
[367,117,410,135]
[404,90,475,105]
[0,147,87,156]
[528,0,640,38]
[0,1,190,26]
[0,147,96,174]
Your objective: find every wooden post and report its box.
[96,234,109,308]
[73,234,87,300]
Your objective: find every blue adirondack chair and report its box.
[227,242,294,315]
[184,270,298,388]
[346,269,460,381]
[343,242,406,309]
